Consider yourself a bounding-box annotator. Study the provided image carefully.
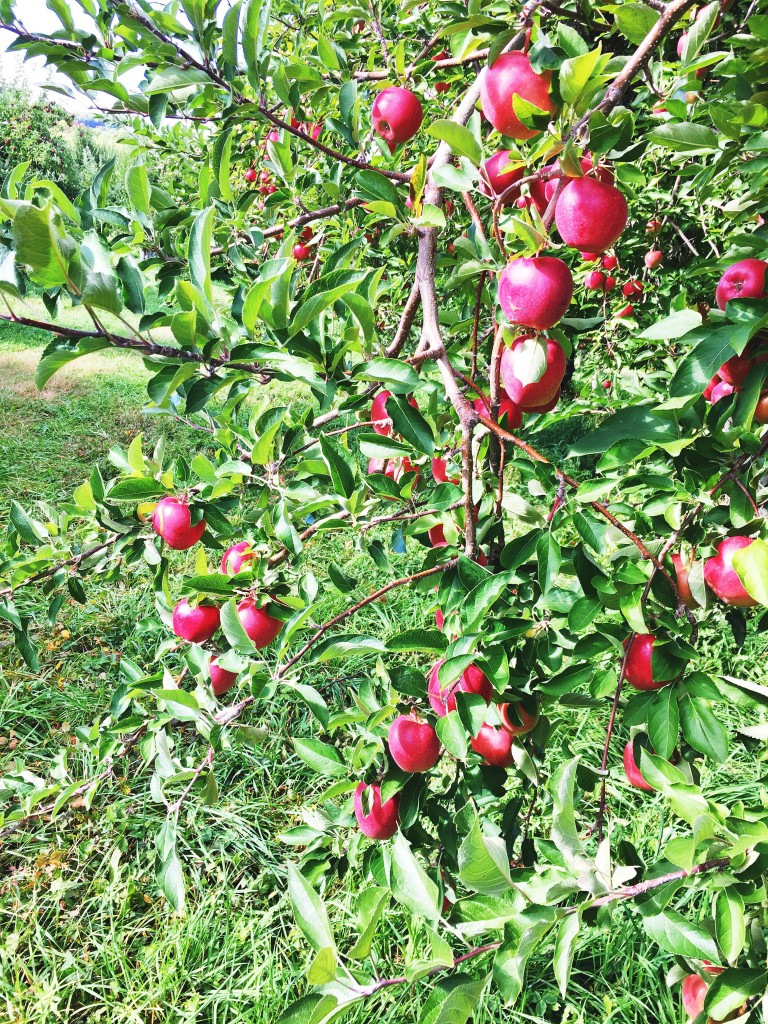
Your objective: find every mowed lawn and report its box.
[1,314,768,1024]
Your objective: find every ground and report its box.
[1,313,766,1024]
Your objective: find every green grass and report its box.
[1,320,768,1024]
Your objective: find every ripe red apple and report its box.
[622,633,677,690]
[428,660,492,717]
[370,390,418,436]
[710,379,735,403]
[716,258,768,309]
[601,254,618,271]
[431,457,460,485]
[603,380,612,390]
[703,372,721,401]
[386,457,420,486]
[499,701,538,736]
[236,597,283,646]
[471,723,514,767]
[209,655,238,696]
[300,226,313,242]
[682,974,707,1019]
[581,251,601,262]
[479,50,557,139]
[497,256,573,329]
[371,87,423,145]
[586,270,606,291]
[645,249,663,269]
[221,540,257,575]
[543,156,614,204]
[293,242,311,261]
[623,740,653,792]
[671,552,699,610]
[603,275,616,292]
[172,599,221,643]
[646,217,662,234]
[428,523,447,547]
[616,303,635,318]
[152,496,206,550]
[473,391,523,429]
[623,279,643,298]
[718,352,755,386]
[244,167,258,183]
[435,608,445,629]
[388,713,441,772]
[354,782,399,839]
[754,392,768,424]
[526,388,561,414]
[555,178,629,253]
[500,336,567,410]
[479,150,524,198]
[704,537,758,607]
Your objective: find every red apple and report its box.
[716,259,768,309]
[370,390,418,436]
[221,540,257,575]
[292,242,311,261]
[623,740,653,792]
[431,457,460,485]
[152,496,206,550]
[719,352,755,386]
[581,251,601,262]
[543,156,614,203]
[646,217,662,234]
[300,226,313,242]
[710,379,736,403]
[479,150,524,198]
[388,713,441,772]
[354,782,399,839]
[754,392,768,424]
[704,537,758,607]
[499,701,538,736]
[473,391,523,429]
[623,279,643,298]
[210,655,238,696]
[172,599,220,643]
[622,633,677,690]
[616,303,635,318]
[682,974,707,1019]
[645,249,663,270]
[703,372,721,401]
[672,552,699,610]
[500,336,567,410]
[428,660,492,717]
[371,87,423,145]
[555,178,629,253]
[471,723,514,767]
[586,270,606,291]
[525,388,561,414]
[387,457,420,486]
[602,254,618,271]
[497,256,573,329]
[236,597,283,646]
[428,523,447,547]
[479,51,557,140]
[244,167,258,183]
[604,275,616,292]
[435,608,445,629]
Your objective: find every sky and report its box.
[1,0,102,115]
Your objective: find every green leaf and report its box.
[390,832,440,922]
[293,737,347,777]
[125,162,151,217]
[388,395,434,454]
[550,757,585,864]
[109,477,167,499]
[558,46,603,106]
[642,910,720,962]
[144,66,212,94]
[319,434,357,499]
[355,358,420,393]
[425,120,482,166]
[348,887,390,959]
[704,969,767,1020]
[714,889,745,965]
[732,538,768,606]
[648,122,720,153]
[436,710,467,758]
[417,974,488,1024]
[615,3,659,44]
[188,206,216,304]
[289,275,366,337]
[553,913,580,997]
[309,634,388,661]
[458,815,513,895]
[647,686,679,761]
[639,309,702,340]
[679,695,729,762]
[154,819,185,914]
[463,571,519,631]
[287,863,336,952]
[220,598,257,655]
[6,200,70,288]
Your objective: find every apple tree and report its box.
[1,0,768,1018]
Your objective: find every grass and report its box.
[1,317,768,1024]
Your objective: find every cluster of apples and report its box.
[151,496,283,696]
[703,258,768,416]
[355,657,539,839]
